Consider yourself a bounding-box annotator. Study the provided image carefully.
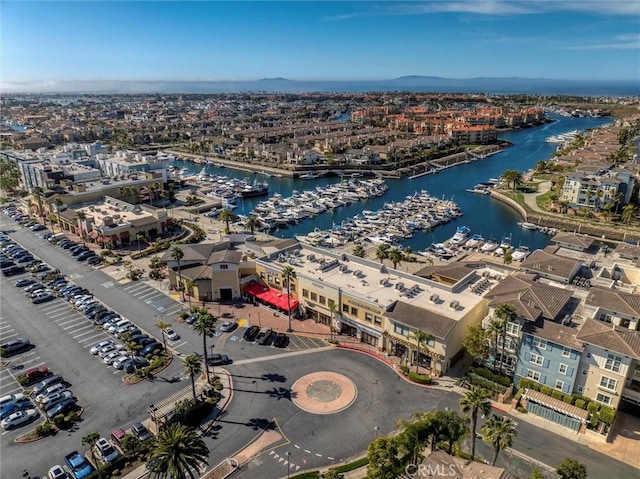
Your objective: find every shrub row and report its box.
[470,366,511,387]
[466,372,508,393]
[407,372,433,385]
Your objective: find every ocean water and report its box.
[173,114,613,253]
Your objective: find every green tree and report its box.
[388,247,404,269]
[460,386,492,461]
[433,409,469,454]
[52,197,64,233]
[75,210,87,246]
[155,320,171,351]
[529,468,545,479]
[31,186,45,223]
[481,415,518,466]
[171,245,185,301]
[147,423,209,479]
[81,431,101,479]
[282,265,297,332]
[487,318,505,372]
[182,354,203,402]
[396,414,432,464]
[494,303,517,375]
[219,208,234,234]
[409,329,433,373]
[352,244,366,258]
[184,278,197,311]
[375,243,390,264]
[622,204,635,225]
[136,233,146,255]
[462,324,490,364]
[556,457,588,479]
[192,310,216,383]
[149,182,160,205]
[366,436,401,479]
[324,469,344,479]
[501,170,523,190]
[245,216,259,235]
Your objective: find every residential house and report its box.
[519,249,582,284]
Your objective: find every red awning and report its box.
[88,231,99,240]
[244,283,299,312]
[120,231,130,239]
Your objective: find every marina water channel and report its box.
[172,114,613,254]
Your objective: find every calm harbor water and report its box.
[173,114,613,253]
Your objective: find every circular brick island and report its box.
[291,372,357,415]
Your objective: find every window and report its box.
[526,369,541,381]
[310,292,317,302]
[267,274,273,283]
[559,364,568,375]
[506,322,520,335]
[577,386,584,393]
[260,272,266,279]
[374,316,382,325]
[220,264,228,270]
[275,277,281,285]
[350,307,359,316]
[533,338,547,350]
[394,324,410,336]
[596,393,612,406]
[530,354,544,366]
[604,354,622,373]
[319,295,326,305]
[365,313,373,322]
[582,368,588,376]
[555,380,564,390]
[302,289,309,299]
[599,376,618,391]
[599,313,613,324]
[342,304,349,313]
[562,347,571,358]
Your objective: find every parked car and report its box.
[32,292,55,304]
[207,354,231,366]
[219,321,238,332]
[273,332,289,348]
[18,366,51,386]
[110,428,127,447]
[35,383,67,403]
[102,351,123,365]
[164,327,180,341]
[243,325,260,341]
[112,355,133,370]
[1,338,31,356]
[185,314,197,324]
[131,421,152,441]
[139,342,163,357]
[0,398,33,420]
[255,327,273,345]
[0,393,26,408]
[1,408,38,430]
[46,398,77,418]
[32,375,64,396]
[90,340,113,355]
[122,357,149,374]
[95,437,119,463]
[2,265,25,276]
[42,391,75,411]
[47,465,70,479]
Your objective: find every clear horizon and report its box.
[2,1,639,91]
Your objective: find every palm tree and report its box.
[182,354,203,402]
[481,415,518,466]
[52,197,64,233]
[155,320,171,351]
[75,210,87,246]
[614,192,624,215]
[170,245,185,301]
[81,431,101,479]
[352,244,366,258]
[149,182,160,205]
[409,328,433,373]
[184,278,197,310]
[622,204,635,225]
[245,216,259,235]
[494,304,517,374]
[388,247,404,269]
[136,233,146,254]
[147,423,209,479]
[219,208,234,234]
[501,170,523,190]
[375,243,390,264]
[282,265,297,332]
[487,318,504,372]
[31,186,45,223]
[193,311,216,383]
[460,386,492,461]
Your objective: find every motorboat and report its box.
[520,222,538,231]
[512,246,531,261]
[465,234,485,249]
[481,239,499,253]
[449,226,471,245]
[499,234,513,250]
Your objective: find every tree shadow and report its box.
[245,418,276,431]
[260,373,287,383]
[266,386,296,401]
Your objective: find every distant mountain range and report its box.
[2,76,638,96]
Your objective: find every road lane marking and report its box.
[230,346,333,366]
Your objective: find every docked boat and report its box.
[299,173,317,180]
[449,226,471,245]
[236,180,269,198]
[512,246,531,262]
[520,222,538,231]
[481,239,499,253]
[499,234,513,250]
[465,234,485,249]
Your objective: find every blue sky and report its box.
[2,1,639,85]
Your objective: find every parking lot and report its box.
[121,281,185,317]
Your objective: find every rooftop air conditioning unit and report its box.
[307,254,316,261]
[449,300,460,310]
[430,294,439,303]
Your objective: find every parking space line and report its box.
[65,323,93,333]
[285,338,303,350]
[172,340,188,349]
[57,316,84,326]
[123,283,146,292]
[48,311,74,319]
[130,288,153,297]
[60,319,87,329]
[138,292,162,301]
[293,336,316,349]
[79,333,108,345]
[164,306,184,316]
[73,329,101,339]
[0,332,18,341]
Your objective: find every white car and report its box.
[90,340,113,355]
[102,350,123,365]
[48,465,70,479]
[112,355,132,370]
[0,393,25,408]
[1,408,38,430]
[164,327,180,341]
[35,383,66,403]
[95,437,120,463]
[72,295,93,306]
[41,390,74,409]
[97,344,119,358]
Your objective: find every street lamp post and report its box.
[374,426,380,439]
[285,451,291,479]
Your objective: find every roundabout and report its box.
[291,371,357,414]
